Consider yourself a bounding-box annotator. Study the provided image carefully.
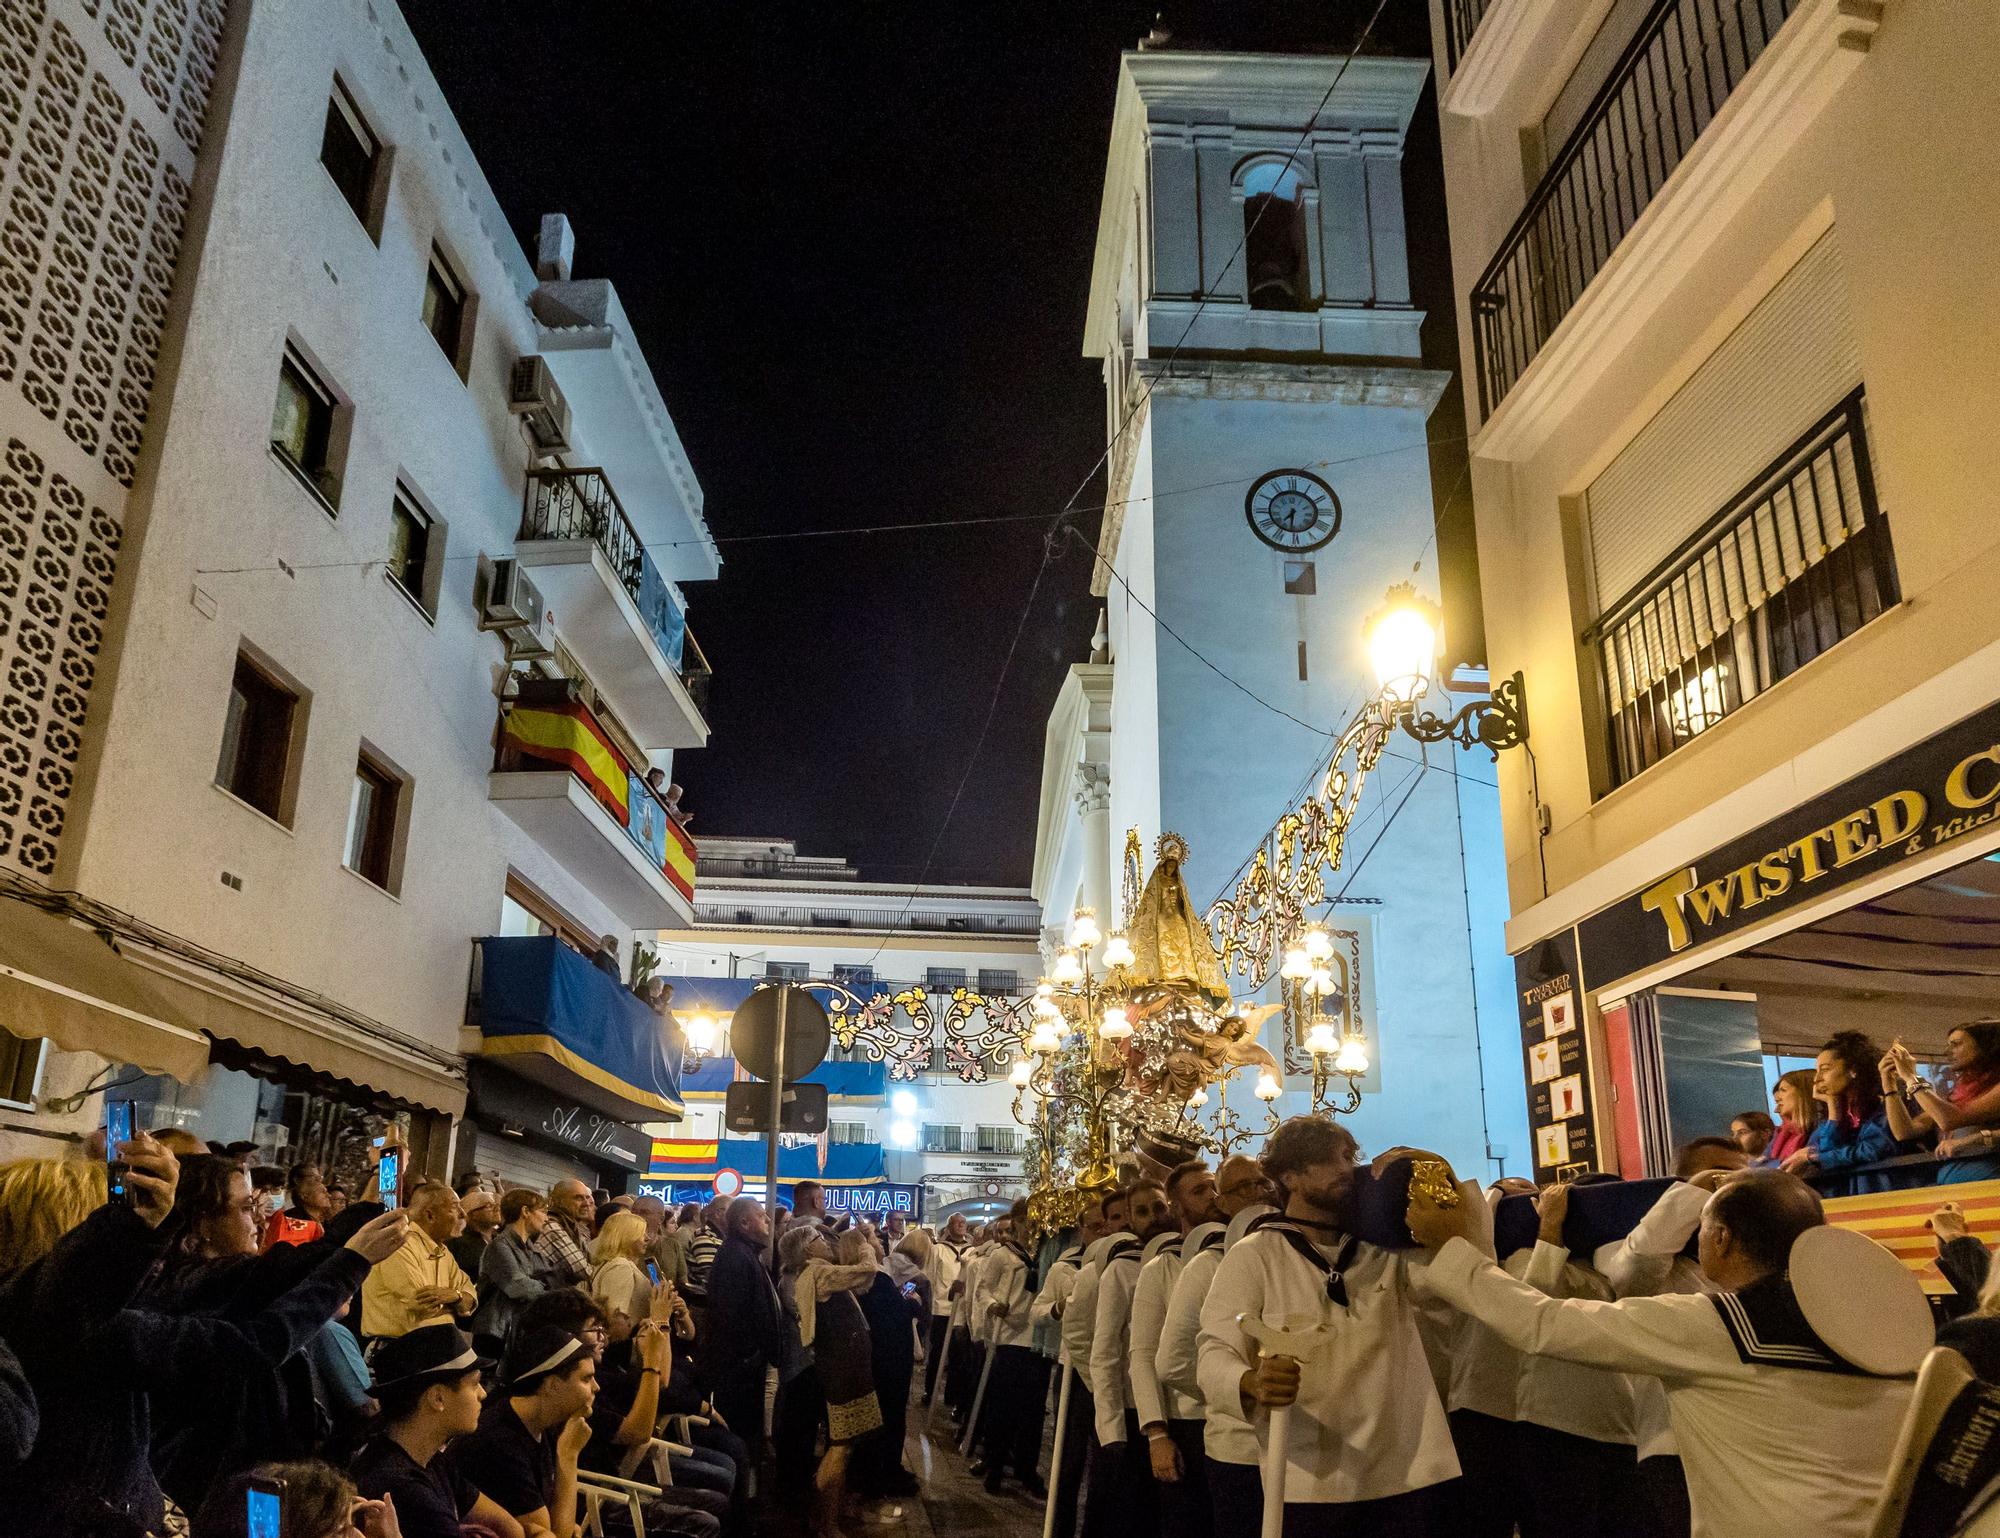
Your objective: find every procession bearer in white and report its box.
[1407,1167,1929,1538]
[976,1201,1050,1497]
[1133,1162,1222,1538]
[1093,1180,1176,1538]
[1035,1197,1108,1538]
[1066,1190,1136,1538]
[1197,1119,1465,1538]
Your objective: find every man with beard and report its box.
[1090,1180,1178,1538]
[1131,1163,1221,1538]
[1062,1188,1132,1538]
[1197,1119,1461,1538]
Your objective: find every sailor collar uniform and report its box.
[1062,1233,1135,1398]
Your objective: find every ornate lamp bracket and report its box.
[1397,670,1528,758]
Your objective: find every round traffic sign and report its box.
[714,1168,743,1198]
[730,984,831,1082]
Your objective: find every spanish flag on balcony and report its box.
[664,818,696,901]
[502,700,630,825]
[651,1137,720,1168]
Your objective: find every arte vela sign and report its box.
[1579,697,2000,991]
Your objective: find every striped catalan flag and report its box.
[1825,1177,2000,1294]
[503,702,630,825]
[664,817,696,901]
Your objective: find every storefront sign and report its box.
[824,1183,921,1218]
[1514,928,1600,1182]
[469,1065,652,1171]
[1578,697,2000,993]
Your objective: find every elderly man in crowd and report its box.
[535,1177,596,1287]
[701,1196,783,1454]
[360,1182,478,1340]
[634,1194,690,1289]
[450,1184,500,1280]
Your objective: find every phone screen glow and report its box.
[245,1487,281,1538]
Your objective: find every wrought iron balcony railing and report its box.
[1586,389,1897,787]
[1444,0,1499,72]
[521,468,707,711]
[1469,0,1800,416]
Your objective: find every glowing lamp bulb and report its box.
[1280,946,1312,981]
[1254,1071,1282,1103]
[1052,949,1084,986]
[1099,1004,1132,1041]
[1307,967,1337,998]
[1069,909,1102,950]
[1334,1036,1371,1076]
[1102,931,1136,970]
[684,1013,716,1051]
[1303,1022,1339,1057]
[1035,980,1055,1000]
[1029,1022,1063,1055]
[891,1089,918,1115]
[889,1120,917,1150]
[1304,925,1334,962]
[1188,1087,1209,1109]
[1366,586,1441,704]
[1009,1060,1033,1088]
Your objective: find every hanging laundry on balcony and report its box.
[501,695,631,825]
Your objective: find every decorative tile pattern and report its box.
[0,0,220,874]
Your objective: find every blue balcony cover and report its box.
[638,561,687,671]
[476,935,682,1119]
[663,976,888,1100]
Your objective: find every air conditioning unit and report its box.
[505,607,556,663]
[480,558,544,632]
[507,356,572,452]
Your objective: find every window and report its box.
[921,1123,962,1153]
[1242,162,1311,311]
[976,1126,1020,1154]
[831,964,876,991]
[765,961,809,982]
[321,78,384,235]
[386,485,444,615]
[270,348,342,509]
[216,650,302,823]
[1284,560,1317,596]
[421,247,473,376]
[976,969,1019,997]
[830,1120,870,1145]
[0,1027,45,1108]
[925,968,966,992]
[343,749,407,892]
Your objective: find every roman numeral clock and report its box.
[1246,468,1342,552]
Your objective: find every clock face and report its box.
[1245,469,1341,553]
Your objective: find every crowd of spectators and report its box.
[0,1137,936,1538]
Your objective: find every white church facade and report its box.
[1034,47,1528,1177]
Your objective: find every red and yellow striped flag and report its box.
[1825,1178,2000,1294]
[503,702,630,825]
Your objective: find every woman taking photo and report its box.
[1782,1030,1900,1194]
[1763,1068,1823,1166]
[472,1189,554,1356]
[1882,1019,2000,1182]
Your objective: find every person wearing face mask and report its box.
[350,1325,525,1538]
[1197,1120,1465,1538]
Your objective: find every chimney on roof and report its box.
[537,214,575,282]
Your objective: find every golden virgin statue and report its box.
[1125,832,1230,1006]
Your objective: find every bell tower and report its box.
[1073,47,1527,1174]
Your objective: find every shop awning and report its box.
[647,1135,886,1185]
[0,899,209,1082]
[122,952,468,1117]
[474,936,682,1122]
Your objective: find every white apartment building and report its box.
[1033,46,1529,1178]
[0,0,714,1191]
[1430,0,2000,1175]
[650,836,1041,1221]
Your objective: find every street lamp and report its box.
[1364,582,1529,756]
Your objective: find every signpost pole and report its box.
[765,986,789,1266]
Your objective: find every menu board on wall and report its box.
[1515,928,1601,1182]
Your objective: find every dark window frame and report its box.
[216,649,306,826]
[320,76,388,240]
[343,747,408,893]
[420,244,476,378]
[270,344,347,514]
[385,481,445,619]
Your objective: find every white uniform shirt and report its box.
[1593,1181,1712,1461]
[927,1239,964,1319]
[1130,1241,1193,1428]
[953,1241,992,1332]
[1063,1235,1131,1397]
[1448,1240,1638,1446]
[1424,1236,1909,1538]
[1159,1244,1249,1456]
[980,1243,1036,1349]
[1198,1227,1460,1504]
[1033,1248,1083,1351]
[1091,1242,1150,1443]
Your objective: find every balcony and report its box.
[1443,0,1499,72]
[516,466,710,750]
[1470,0,1801,419]
[490,681,699,929]
[1586,389,1897,787]
[469,935,682,1122]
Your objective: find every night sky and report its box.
[403,2,1470,887]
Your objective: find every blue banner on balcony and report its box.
[638,562,686,671]
[475,935,683,1119]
